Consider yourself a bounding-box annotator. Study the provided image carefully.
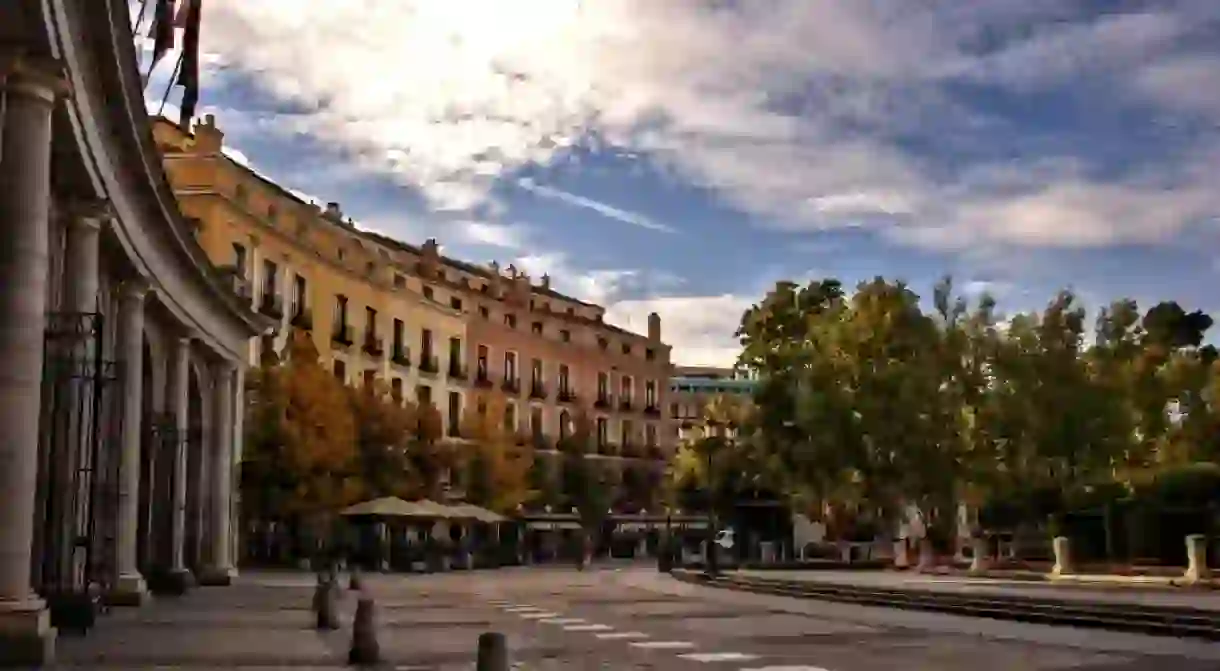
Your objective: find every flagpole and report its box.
[157,51,184,118]
[133,0,151,36]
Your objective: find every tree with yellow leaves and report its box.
[459,393,534,513]
[409,401,453,500]
[346,380,419,500]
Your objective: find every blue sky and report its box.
[138,0,1220,366]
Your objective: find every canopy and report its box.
[413,499,463,519]
[446,503,508,524]
[341,497,431,517]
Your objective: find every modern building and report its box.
[669,366,757,439]
[1,1,269,664]
[152,117,470,437]
[152,116,677,509]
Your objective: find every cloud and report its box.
[192,1,1219,254]
[516,178,675,233]
[606,295,751,368]
[453,220,526,249]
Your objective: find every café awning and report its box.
[341,497,431,517]
[446,503,508,524]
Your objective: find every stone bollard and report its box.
[1184,534,1212,584]
[476,631,509,671]
[313,577,340,630]
[893,539,910,569]
[916,539,935,573]
[969,537,989,574]
[348,597,380,666]
[1051,536,1073,577]
[349,566,363,591]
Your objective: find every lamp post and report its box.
[704,426,722,578]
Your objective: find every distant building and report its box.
[668,366,757,440]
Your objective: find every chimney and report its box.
[540,274,551,290]
[324,202,343,221]
[193,114,224,153]
[647,312,661,341]
[422,238,440,260]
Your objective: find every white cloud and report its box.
[516,178,675,233]
[606,295,751,368]
[453,220,525,249]
[193,0,1219,253]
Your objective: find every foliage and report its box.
[737,276,1220,543]
[459,393,534,513]
[557,407,613,529]
[346,380,418,500]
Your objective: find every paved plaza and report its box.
[38,566,1220,670]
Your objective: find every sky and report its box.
[135,0,1220,367]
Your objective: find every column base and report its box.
[106,572,150,607]
[0,599,57,668]
[197,566,237,586]
[147,567,195,596]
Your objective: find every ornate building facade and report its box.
[153,116,677,508]
[1,0,268,664]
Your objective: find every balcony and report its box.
[531,433,553,450]
[419,355,439,374]
[594,395,612,410]
[390,346,411,367]
[362,334,384,357]
[647,445,666,460]
[474,371,493,388]
[529,381,547,399]
[620,441,641,458]
[557,389,577,404]
[597,441,617,456]
[290,307,313,331]
[501,377,520,394]
[644,404,661,417]
[619,398,633,412]
[215,264,252,302]
[258,293,284,320]
[448,361,467,380]
[331,325,354,348]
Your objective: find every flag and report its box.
[175,0,203,126]
[148,0,176,71]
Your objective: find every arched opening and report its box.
[185,366,205,572]
[136,337,155,573]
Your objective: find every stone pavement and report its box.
[731,569,1220,610]
[38,566,1220,670]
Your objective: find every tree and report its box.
[558,408,612,531]
[347,381,418,500]
[459,393,534,513]
[407,401,451,500]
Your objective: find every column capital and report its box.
[116,279,151,302]
[0,50,69,105]
[60,198,114,230]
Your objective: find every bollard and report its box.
[476,631,509,671]
[348,597,380,666]
[349,566,363,591]
[313,578,340,630]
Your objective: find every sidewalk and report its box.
[733,569,1220,611]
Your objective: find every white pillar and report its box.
[200,362,237,585]
[0,55,67,666]
[113,281,150,605]
[167,337,193,586]
[1184,534,1211,584]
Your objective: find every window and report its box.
[417,384,432,407]
[448,337,462,371]
[560,329,571,342]
[645,348,656,361]
[292,274,307,316]
[504,402,516,433]
[567,307,575,315]
[531,406,544,438]
[531,321,543,335]
[232,243,247,275]
[365,307,377,338]
[504,313,517,328]
[477,345,489,378]
[479,306,490,319]
[423,286,434,300]
[334,295,349,331]
[393,318,405,355]
[333,359,346,382]
[622,419,634,445]
[645,380,657,407]
[448,391,462,435]
[621,343,631,355]
[559,364,570,393]
[596,417,608,446]
[598,337,608,350]
[597,372,609,400]
[262,259,278,300]
[559,410,571,440]
[450,296,463,311]
[267,204,278,222]
[531,358,543,385]
[421,328,433,358]
[234,184,248,204]
[393,273,406,289]
[669,402,679,418]
[504,351,518,381]
[646,423,657,447]
[363,370,376,388]
[477,399,487,416]
[620,375,633,402]
[391,377,403,401]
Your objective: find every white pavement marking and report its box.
[540,617,587,625]
[738,667,832,671]
[678,652,761,663]
[563,623,613,632]
[596,631,650,640]
[630,640,697,650]
[503,606,542,613]
[519,612,562,619]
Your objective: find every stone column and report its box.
[200,362,237,585]
[166,337,194,590]
[1184,534,1211,584]
[112,281,150,605]
[0,55,67,666]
